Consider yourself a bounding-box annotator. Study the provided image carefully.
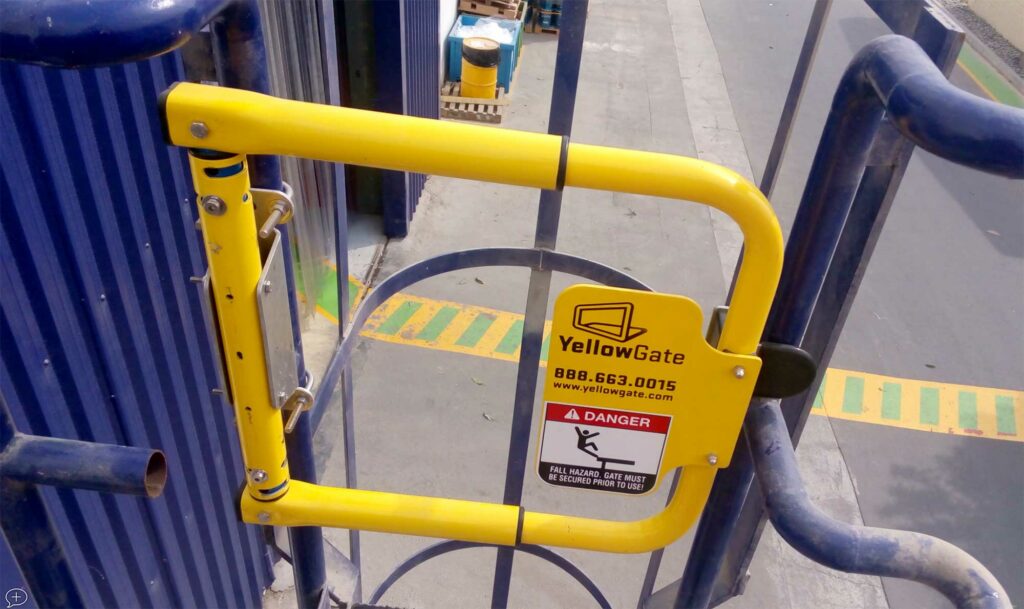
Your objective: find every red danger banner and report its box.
[546,402,671,433]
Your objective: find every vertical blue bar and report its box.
[211,2,326,608]
[491,2,588,608]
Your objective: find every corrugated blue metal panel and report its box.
[402,0,438,220]
[0,53,273,608]
[374,0,438,237]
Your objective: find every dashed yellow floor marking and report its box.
[323,275,1021,442]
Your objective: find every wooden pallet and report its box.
[458,0,524,20]
[440,82,508,124]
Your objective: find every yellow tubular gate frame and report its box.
[166,82,784,553]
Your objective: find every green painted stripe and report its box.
[318,268,339,318]
[455,313,496,347]
[812,374,826,409]
[881,382,901,420]
[415,306,460,342]
[995,396,1017,435]
[959,391,979,430]
[842,376,864,414]
[375,301,422,336]
[495,319,525,354]
[920,387,940,425]
[540,332,551,362]
[959,45,1024,108]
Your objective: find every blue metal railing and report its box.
[0,0,232,67]
[670,16,1022,609]
[747,398,1008,609]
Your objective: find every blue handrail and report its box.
[677,33,1022,609]
[0,0,233,68]
[769,34,1023,347]
[747,399,1010,609]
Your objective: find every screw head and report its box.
[707,453,719,465]
[257,511,271,523]
[733,366,746,379]
[249,469,268,483]
[262,281,273,294]
[201,195,226,216]
[190,121,209,139]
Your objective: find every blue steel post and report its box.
[491,2,588,607]
[671,12,1023,609]
[210,2,327,607]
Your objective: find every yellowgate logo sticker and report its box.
[538,285,762,493]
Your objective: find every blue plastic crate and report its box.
[447,14,523,92]
[538,9,559,28]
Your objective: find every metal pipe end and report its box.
[145,451,168,498]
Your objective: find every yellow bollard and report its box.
[461,37,499,99]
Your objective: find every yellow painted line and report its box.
[317,277,1021,442]
[956,44,1024,107]
[315,304,340,326]
[958,58,999,102]
[814,368,1022,442]
[360,293,523,363]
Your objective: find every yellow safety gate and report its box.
[162,81,783,554]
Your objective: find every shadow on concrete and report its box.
[832,419,1024,608]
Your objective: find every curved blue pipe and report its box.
[680,34,1022,609]
[747,399,1010,609]
[768,34,1024,346]
[0,0,235,68]
[864,37,1024,177]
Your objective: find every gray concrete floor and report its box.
[268,0,1022,607]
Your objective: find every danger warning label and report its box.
[538,403,671,494]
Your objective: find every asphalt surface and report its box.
[700,0,1024,606]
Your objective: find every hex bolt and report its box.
[257,512,271,523]
[707,453,719,465]
[733,365,746,379]
[201,195,226,216]
[190,121,209,139]
[249,469,268,483]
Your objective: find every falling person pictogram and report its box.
[574,426,635,471]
